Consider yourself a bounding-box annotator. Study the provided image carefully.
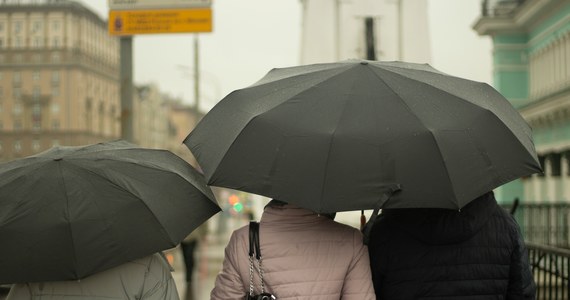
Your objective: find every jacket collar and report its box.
[260,204,329,226]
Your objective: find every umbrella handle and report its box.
[362,184,401,245]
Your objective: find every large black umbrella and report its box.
[184,60,541,213]
[0,140,220,284]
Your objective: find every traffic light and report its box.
[229,194,243,213]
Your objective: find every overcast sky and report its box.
[81,0,492,111]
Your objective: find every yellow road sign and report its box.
[109,8,212,35]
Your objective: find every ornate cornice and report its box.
[521,88,570,127]
[473,0,560,36]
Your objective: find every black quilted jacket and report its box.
[368,192,536,300]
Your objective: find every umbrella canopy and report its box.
[0,140,220,284]
[184,60,542,213]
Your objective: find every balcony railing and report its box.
[511,202,570,249]
[481,0,527,17]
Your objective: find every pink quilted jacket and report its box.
[210,205,375,300]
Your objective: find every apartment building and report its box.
[0,0,120,162]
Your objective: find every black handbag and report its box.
[245,221,276,300]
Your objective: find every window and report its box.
[32,86,41,101]
[14,37,23,48]
[52,86,60,97]
[13,102,22,114]
[52,119,60,130]
[33,71,40,81]
[52,37,60,48]
[14,140,21,153]
[32,103,41,115]
[33,37,42,48]
[13,72,21,84]
[14,120,22,130]
[51,71,60,84]
[550,153,562,177]
[51,102,60,113]
[32,120,41,131]
[32,140,41,152]
[13,87,21,99]
[51,52,60,63]
[52,20,60,31]
[13,21,22,34]
[33,21,42,33]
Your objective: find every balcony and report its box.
[481,0,527,17]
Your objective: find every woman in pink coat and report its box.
[211,200,375,300]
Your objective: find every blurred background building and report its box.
[300,0,431,64]
[0,0,121,160]
[0,0,205,163]
[474,0,570,204]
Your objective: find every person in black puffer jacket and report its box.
[368,191,536,300]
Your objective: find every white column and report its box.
[563,153,570,201]
[546,156,555,202]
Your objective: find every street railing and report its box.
[527,242,570,300]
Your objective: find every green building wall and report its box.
[491,3,570,204]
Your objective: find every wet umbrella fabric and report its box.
[0,140,220,284]
[184,60,542,213]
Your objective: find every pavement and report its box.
[167,231,229,300]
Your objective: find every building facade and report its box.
[299,0,431,64]
[474,0,570,203]
[0,0,120,162]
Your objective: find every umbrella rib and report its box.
[366,67,460,209]
[55,161,80,278]
[317,79,354,213]
[68,160,184,243]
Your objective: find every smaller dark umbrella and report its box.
[0,140,220,284]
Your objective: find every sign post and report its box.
[108,0,212,141]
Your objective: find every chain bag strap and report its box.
[245,221,275,300]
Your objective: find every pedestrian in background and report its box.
[180,223,207,300]
[7,252,179,300]
[211,199,375,299]
[368,191,536,299]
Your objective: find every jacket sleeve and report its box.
[140,253,180,300]
[506,221,536,300]
[341,230,376,300]
[211,231,246,300]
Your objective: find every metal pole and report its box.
[194,34,200,111]
[120,36,134,142]
[397,0,403,60]
[335,0,341,60]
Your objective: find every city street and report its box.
[169,231,228,299]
